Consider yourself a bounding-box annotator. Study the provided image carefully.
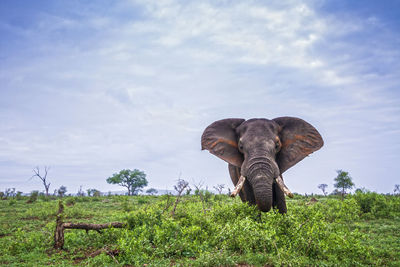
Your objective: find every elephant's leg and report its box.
[228,164,256,205]
[273,180,287,214]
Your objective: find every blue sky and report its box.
[1,0,399,195]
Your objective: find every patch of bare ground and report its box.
[235,264,272,267]
[0,233,11,238]
[20,216,40,220]
[72,247,120,265]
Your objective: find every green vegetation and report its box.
[0,192,399,266]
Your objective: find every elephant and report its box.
[201,117,323,213]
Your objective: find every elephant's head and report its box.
[201,117,323,212]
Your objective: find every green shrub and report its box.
[137,196,150,205]
[16,191,23,200]
[6,228,48,255]
[353,191,400,219]
[2,193,390,266]
[115,197,372,266]
[38,193,50,202]
[122,200,134,212]
[65,197,76,206]
[27,191,39,203]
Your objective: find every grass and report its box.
[0,193,399,266]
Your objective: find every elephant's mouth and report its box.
[230,175,293,200]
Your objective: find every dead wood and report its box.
[54,201,125,250]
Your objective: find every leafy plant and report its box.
[27,191,39,203]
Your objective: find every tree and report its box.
[394,184,400,195]
[318,183,328,196]
[333,170,354,200]
[77,186,85,197]
[87,188,101,197]
[106,169,148,196]
[213,184,225,194]
[57,186,67,197]
[146,188,158,195]
[172,179,190,216]
[30,166,51,196]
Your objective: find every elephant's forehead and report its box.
[238,119,278,136]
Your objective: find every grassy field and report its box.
[0,192,399,266]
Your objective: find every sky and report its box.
[1,0,399,195]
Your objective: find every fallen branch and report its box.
[63,222,125,232]
[54,201,126,250]
[89,247,120,264]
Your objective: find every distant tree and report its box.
[171,179,190,216]
[213,184,225,194]
[87,189,93,196]
[106,169,148,196]
[192,180,208,214]
[87,188,101,197]
[318,184,328,196]
[92,190,101,197]
[30,166,51,196]
[333,170,354,200]
[146,188,158,195]
[394,184,400,195]
[77,186,85,197]
[355,187,367,194]
[57,186,67,198]
[185,187,192,195]
[3,188,16,199]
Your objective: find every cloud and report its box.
[0,0,399,194]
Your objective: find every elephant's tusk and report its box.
[230,175,246,197]
[275,175,294,198]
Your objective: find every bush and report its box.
[27,191,39,203]
[116,197,372,266]
[38,193,51,202]
[65,197,76,206]
[352,191,400,219]
[16,191,24,200]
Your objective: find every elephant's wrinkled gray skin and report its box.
[201,117,323,213]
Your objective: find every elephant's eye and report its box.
[238,141,244,152]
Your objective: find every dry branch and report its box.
[63,222,125,231]
[171,179,189,216]
[31,166,51,196]
[54,201,126,249]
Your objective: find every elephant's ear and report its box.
[201,118,245,167]
[273,117,323,174]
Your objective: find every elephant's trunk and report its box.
[252,174,274,212]
[245,158,279,212]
